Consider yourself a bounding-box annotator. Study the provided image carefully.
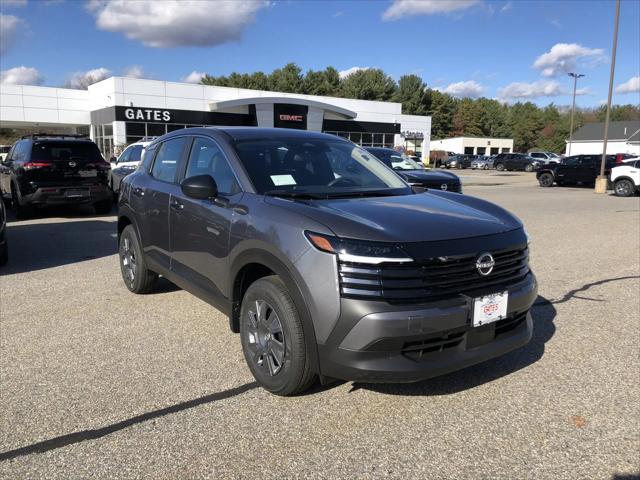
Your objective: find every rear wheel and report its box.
[240,276,316,396]
[94,200,113,215]
[614,179,635,197]
[538,172,554,187]
[11,184,33,219]
[525,163,535,172]
[119,225,157,293]
[495,163,505,171]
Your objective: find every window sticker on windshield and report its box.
[270,174,296,186]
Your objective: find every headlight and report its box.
[305,232,413,264]
[524,228,531,245]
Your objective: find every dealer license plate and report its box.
[473,291,508,327]
[65,189,89,198]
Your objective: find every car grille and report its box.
[400,311,528,360]
[339,246,529,304]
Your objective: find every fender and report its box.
[230,248,321,376]
[613,175,636,185]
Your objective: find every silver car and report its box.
[471,156,495,169]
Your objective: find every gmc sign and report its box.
[279,114,304,122]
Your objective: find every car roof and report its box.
[169,126,349,142]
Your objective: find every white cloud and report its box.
[0,0,28,7]
[87,0,268,48]
[500,1,512,12]
[338,66,371,79]
[496,79,592,101]
[533,43,605,77]
[1,66,44,85]
[332,11,344,17]
[383,0,479,20]
[65,67,111,89]
[181,71,206,84]
[615,76,640,94]
[436,80,485,98]
[0,14,21,54]
[122,65,146,79]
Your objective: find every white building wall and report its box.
[430,137,512,154]
[565,140,640,156]
[0,84,90,127]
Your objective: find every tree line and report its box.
[201,63,640,153]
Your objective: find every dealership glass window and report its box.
[502,147,511,153]
[147,123,167,137]
[323,131,395,149]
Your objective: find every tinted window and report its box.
[530,153,544,159]
[0,146,11,154]
[185,137,240,195]
[563,156,580,166]
[127,145,143,162]
[118,148,131,164]
[31,141,103,162]
[151,137,186,183]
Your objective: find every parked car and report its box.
[536,154,618,187]
[528,151,562,164]
[0,145,11,163]
[118,127,536,396]
[0,134,112,217]
[494,153,541,172]
[364,147,462,192]
[471,156,495,170]
[109,140,151,195]
[610,158,640,197]
[0,198,7,266]
[445,154,476,169]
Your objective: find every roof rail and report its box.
[21,133,90,140]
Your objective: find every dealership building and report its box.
[430,136,514,156]
[0,76,431,158]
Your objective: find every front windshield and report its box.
[389,153,423,170]
[233,137,409,195]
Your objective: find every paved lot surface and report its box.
[1,171,639,479]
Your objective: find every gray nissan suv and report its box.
[117,127,537,395]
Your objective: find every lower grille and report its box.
[401,330,465,360]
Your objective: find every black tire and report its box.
[94,200,113,215]
[0,241,7,266]
[240,275,316,396]
[495,163,505,171]
[525,163,534,172]
[538,172,554,187]
[119,224,157,294]
[614,179,635,197]
[11,185,33,219]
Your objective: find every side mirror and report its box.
[181,174,218,200]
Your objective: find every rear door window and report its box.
[150,137,187,183]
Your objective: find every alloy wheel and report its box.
[615,181,632,196]
[121,237,137,284]
[245,300,285,376]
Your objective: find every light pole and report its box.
[595,0,621,194]
[567,72,584,156]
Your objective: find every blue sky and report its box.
[1,0,639,107]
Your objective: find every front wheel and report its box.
[240,276,316,396]
[495,163,505,171]
[119,225,157,293]
[614,179,635,197]
[538,172,554,187]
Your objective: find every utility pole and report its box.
[595,0,621,194]
[567,73,584,157]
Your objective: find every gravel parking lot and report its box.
[1,171,639,480]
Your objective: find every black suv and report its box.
[0,134,112,217]
[364,147,461,192]
[0,199,7,266]
[118,128,536,396]
[493,153,540,172]
[537,154,618,187]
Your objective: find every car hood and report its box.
[265,191,522,243]
[398,170,460,184]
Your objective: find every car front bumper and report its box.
[317,272,537,383]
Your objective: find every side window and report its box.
[117,147,131,164]
[127,145,143,162]
[185,137,240,195]
[12,142,26,162]
[151,137,187,183]
[634,160,640,169]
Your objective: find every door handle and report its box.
[132,187,145,197]
[170,198,184,210]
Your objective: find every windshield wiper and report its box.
[323,190,400,198]
[264,190,325,199]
